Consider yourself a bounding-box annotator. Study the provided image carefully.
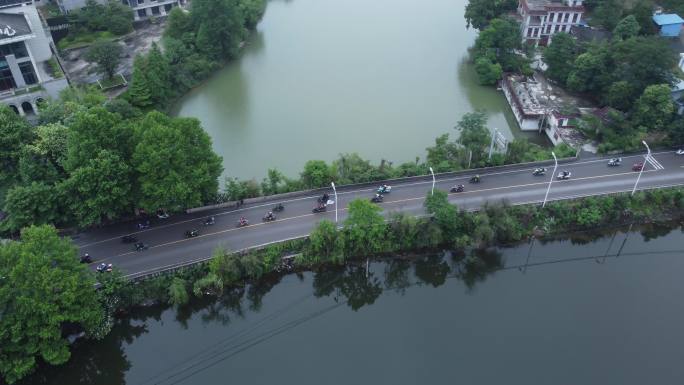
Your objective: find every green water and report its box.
[172,0,540,180]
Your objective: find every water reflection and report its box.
[17,221,684,385]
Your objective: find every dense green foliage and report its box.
[588,0,656,35]
[472,17,529,84]
[0,90,223,233]
[542,33,579,86]
[68,0,133,37]
[464,0,518,30]
[126,0,266,109]
[0,226,104,383]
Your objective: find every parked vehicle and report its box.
[532,167,547,176]
[632,162,644,171]
[557,171,571,180]
[96,263,113,273]
[450,184,465,193]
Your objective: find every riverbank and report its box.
[104,187,684,313]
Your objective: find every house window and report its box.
[151,6,160,14]
[137,0,144,5]
[0,62,15,91]
[572,13,578,23]
[0,42,29,60]
[137,9,146,17]
[19,62,37,85]
[164,3,172,11]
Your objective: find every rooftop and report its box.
[0,12,32,43]
[652,14,684,26]
[524,0,583,12]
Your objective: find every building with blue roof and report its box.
[653,14,684,37]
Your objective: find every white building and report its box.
[1,0,68,116]
[501,74,546,131]
[517,0,585,46]
[55,0,187,21]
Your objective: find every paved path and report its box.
[74,151,684,278]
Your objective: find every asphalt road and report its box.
[74,151,684,277]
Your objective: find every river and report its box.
[20,221,684,385]
[172,0,542,180]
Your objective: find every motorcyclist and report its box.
[205,216,215,225]
[322,193,330,202]
[267,211,275,220]
[81,253,92,263]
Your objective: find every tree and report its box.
[474,56,503,85]
[127,56,154,108]
[632,84,675,131]
[455,111,491,165]
[191,0,245,60]
[168,278,189,307]
[342,199,386,256]
[592,0,624,31]
[237,0,267,30]
[543,33,579,85]
[567,48,610,94]
[425,134,462,172]
[613,15,640,40]
[611,37,676,100]
[127,45,172,108]
[424,190,464,245]
[307,219,343,263]
[104,0,133,35]
[132,112,223,211]
[85,41,123,80]
[464,0,518,30]
[0,106,33,184]
[474,18,523,72]
[300,160,333,189]
[606,80,636,111]
[1,183,63,232]
[63,150,133,227]
[0,225,104,384]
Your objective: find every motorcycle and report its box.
[377,185,392,194]
[136,220,150,230]
[273,203,285,212]
[557,171,571,180]
[134,242,149,252]
[318,194,330,204]
[469,175,481,183]
[96,263,113,273]
[532,167,547,176]
[237,218,249,227]
[450,184,465,193]
[157,209,170,219]
[607,158,622,167]
[676,149,684,155]
[203,216,216,226]
[263,214,276,222]
[185,229,199,238]
[312,203,327,213]
[371,194,384,203]
[80,254,92,263]
[121,235,137,243]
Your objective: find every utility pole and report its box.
[542,151,557,208]
[429,167,435,196]
[331,182,338,223]
[631,141,649,196]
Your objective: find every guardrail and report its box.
[187,155,579,214]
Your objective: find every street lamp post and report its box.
[542,151,557,208]
[631,140,650,196]
[429,167,435,196]
[331,182,338,223]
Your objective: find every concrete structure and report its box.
[653,14,684,38]
[0,0,68,116]
[516,0,585,46]
[501,74,546,131]
[55,0,187,21]
[546,110,582,146]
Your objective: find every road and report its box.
[74,151,684,278]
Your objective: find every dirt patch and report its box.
[60,19,167,86]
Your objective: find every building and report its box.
[55,0,187,21]
[652,14,684,38]
[546,110,582,146]
[1,0,68,116]
[501,74,546,131]
[516,0,585,46]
